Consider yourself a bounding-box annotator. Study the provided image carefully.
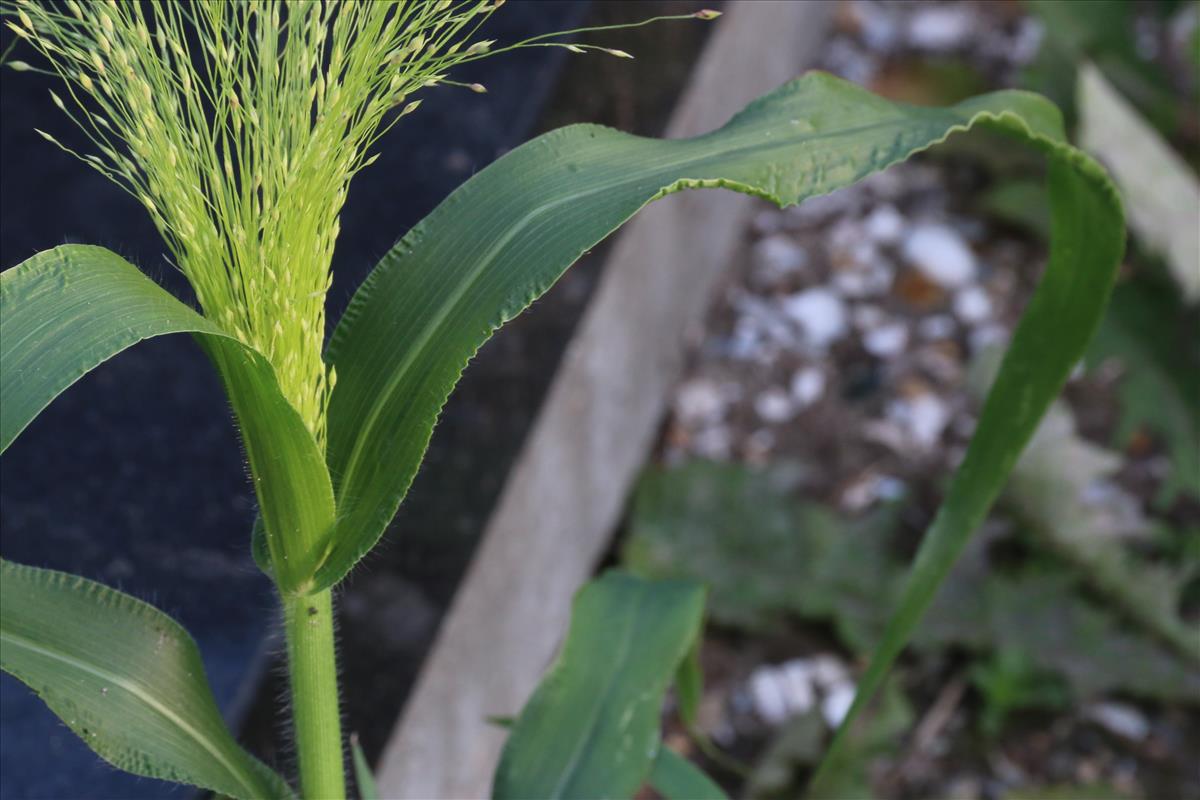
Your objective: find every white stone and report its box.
[907,5,973,50]
[790,367,826,409]
[821,682,857,728]
[918,314,957,340]
[779,661,817,715]
[852,304,887,330]
[953,285,993,324]
[969,323,1009,353]
[863,204,906,244]
[780,288,848,350]
[902,223,978,288]
[749,668,791,726]
[1086,702,1150,741]
[810,655,850,690]
[863,321,909,358]
[674,378,725,425]
[692,426,733,460]
[755,387,794,423]
[889,393,951,450]
[833,261,893,298]
[753,234,808,285]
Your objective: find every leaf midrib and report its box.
[329,112,946,521]
[0,628,265,798]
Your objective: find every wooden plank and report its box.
[374,3,834,797]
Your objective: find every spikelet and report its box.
[6,0,716,446]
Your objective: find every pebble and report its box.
[692,426,733,460]
[853,304,886,331]
[953,285,993,324]
[906,5,974,50]
[863,321,910,358]
[889,391,951,450]
[790,367,826,409]
[755,387,795,423]
[863,204,906,244]
[969,323,1009,353]
[821,682,857,728]
[674,378,725,426]
[752,234,808,287]
[833,260,893,298]
[749,661,821,725]
[1085,702,1151,742]
[780,288,848,351]
[918,314,957,340]
[902,223,978,289]
[749,667,792,725]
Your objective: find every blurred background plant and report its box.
[614,1,1199,798]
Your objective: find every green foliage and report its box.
[493,571,706,800]
[625,461,1200,702]
[0,246,336,594]
[351,735,378,800]
[0,559,293,799]
[648,747,729,800]
[317,73,1084,592]
[970,649,1070,738]
[1,2,1129,796]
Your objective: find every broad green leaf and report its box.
[318,72,1076,591]
[0,559,293,799]
[647,747,727,800]
[811,148,1124,792]
[0,245,334,592]
[493,570,706,800]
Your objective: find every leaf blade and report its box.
[810,146,1124,793]
[0,559,293,799]
[0,245,335,592]
[318,74,1071,590]
[648,747,728,800]
[492,570,706,800]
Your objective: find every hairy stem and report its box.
[284,589,345,799]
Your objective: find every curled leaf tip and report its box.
[693,9,722,20]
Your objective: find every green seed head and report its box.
[7,0,511,446]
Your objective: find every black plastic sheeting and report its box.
[0,3,587,797]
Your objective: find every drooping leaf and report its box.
[316,73,1081,591]
[0,559,293,799]
[0,245,335,592]
[647,747,728,800]
[811,131,1124,794]
[492,570,706,800]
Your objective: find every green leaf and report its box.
[0,559,293,799]
[493,570,706,800]
[317,72,1080,591]
[810,130,1124,794]
[0,245,335,592]
[647,747,727,800]
[351,734,379,800]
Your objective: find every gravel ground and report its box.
[646,2,1200,798]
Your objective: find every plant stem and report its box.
[284,588,345,799]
